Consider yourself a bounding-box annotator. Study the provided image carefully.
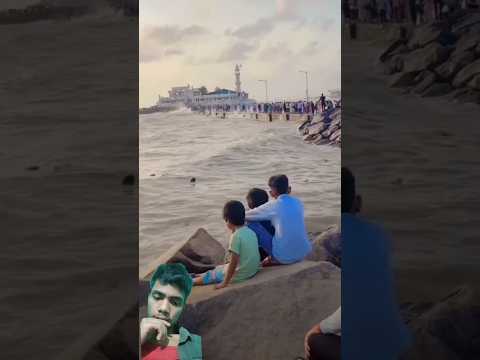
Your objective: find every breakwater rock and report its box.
[140,228,226,278]
[400,285,480,360]
[298,107,342,146]
[378,11,480,104]
[144,228,340,360]
[79,226,341,360]
[180,261,340,360]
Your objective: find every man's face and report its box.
[147,281,185,327]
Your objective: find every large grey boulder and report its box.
[302,108,341,146]
[383,55,405,75]
[329,129,342,142]
[451,30,480,57]
[181,261,341,360]
[379,39,408,63]
[413,71,437,94]
[314,137,331,145]
[178,228,225,265]
[330,115,342,127]
[403,43,451,73]
[452,12,480,35]
[407,24,444,49]
[377,13,480,103]
[306,121,326,135]
[303,133,320,142]
[306,225,341,266]
[141,228,226,278]
[435,50,475,81]
[467,74,480,90]
[324,124,339,138]
[421,83,453,97]
[449,87,480,103]
[452,58,480,88]
[401,286,480,360]
[389,71,419,88]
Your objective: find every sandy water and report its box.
[140,110,340,273]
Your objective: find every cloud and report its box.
[257,42,293,61]
[164,49,184,56]
[217,42,257,62]
[227,9,303,40]
[139,48,158,63]
[299,41,320,56]
[139,24,208,63]
[314,17,336,32]
[229,17,276,39]
[142,25,209,45]
[184,55,215,66]
[140,47,185,63]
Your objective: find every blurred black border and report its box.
[342,4,480,360]
[1,2,139,359]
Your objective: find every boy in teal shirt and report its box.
[193,200,260,289]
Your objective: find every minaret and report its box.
[235,64,241,94]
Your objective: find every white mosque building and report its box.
[157,65,256,111]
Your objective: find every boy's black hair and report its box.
[223,200,245,226]
[149,263,193,300]
[342,167,355,213]
[268,174,289,194]
[246,188,269,209]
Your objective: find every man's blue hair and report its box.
[150,263,193,300]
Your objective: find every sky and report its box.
[140,0,341,107]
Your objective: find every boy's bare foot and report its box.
[193,276,204,286]
[214,282,228,290]
[261,257,281,267]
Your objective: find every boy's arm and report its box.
[215,251,239,289]
[245,201,276,221]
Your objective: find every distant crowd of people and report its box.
[343,0,479,25]
[255,95,330,115]
[205,94,335,115]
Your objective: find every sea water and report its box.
[140,110,340,272]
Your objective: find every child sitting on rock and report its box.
[193,200,260,290]
[245,188,275,261]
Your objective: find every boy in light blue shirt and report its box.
[245,174,312,265]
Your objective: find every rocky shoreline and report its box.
[142,227,341,360]
[378,10,480,104]
[297,107,342,147]
[76,223,480,360]
[74,225,340,360]
[209,109,342,147]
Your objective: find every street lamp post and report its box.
[299,70,309,102]
[258,79,268,102]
